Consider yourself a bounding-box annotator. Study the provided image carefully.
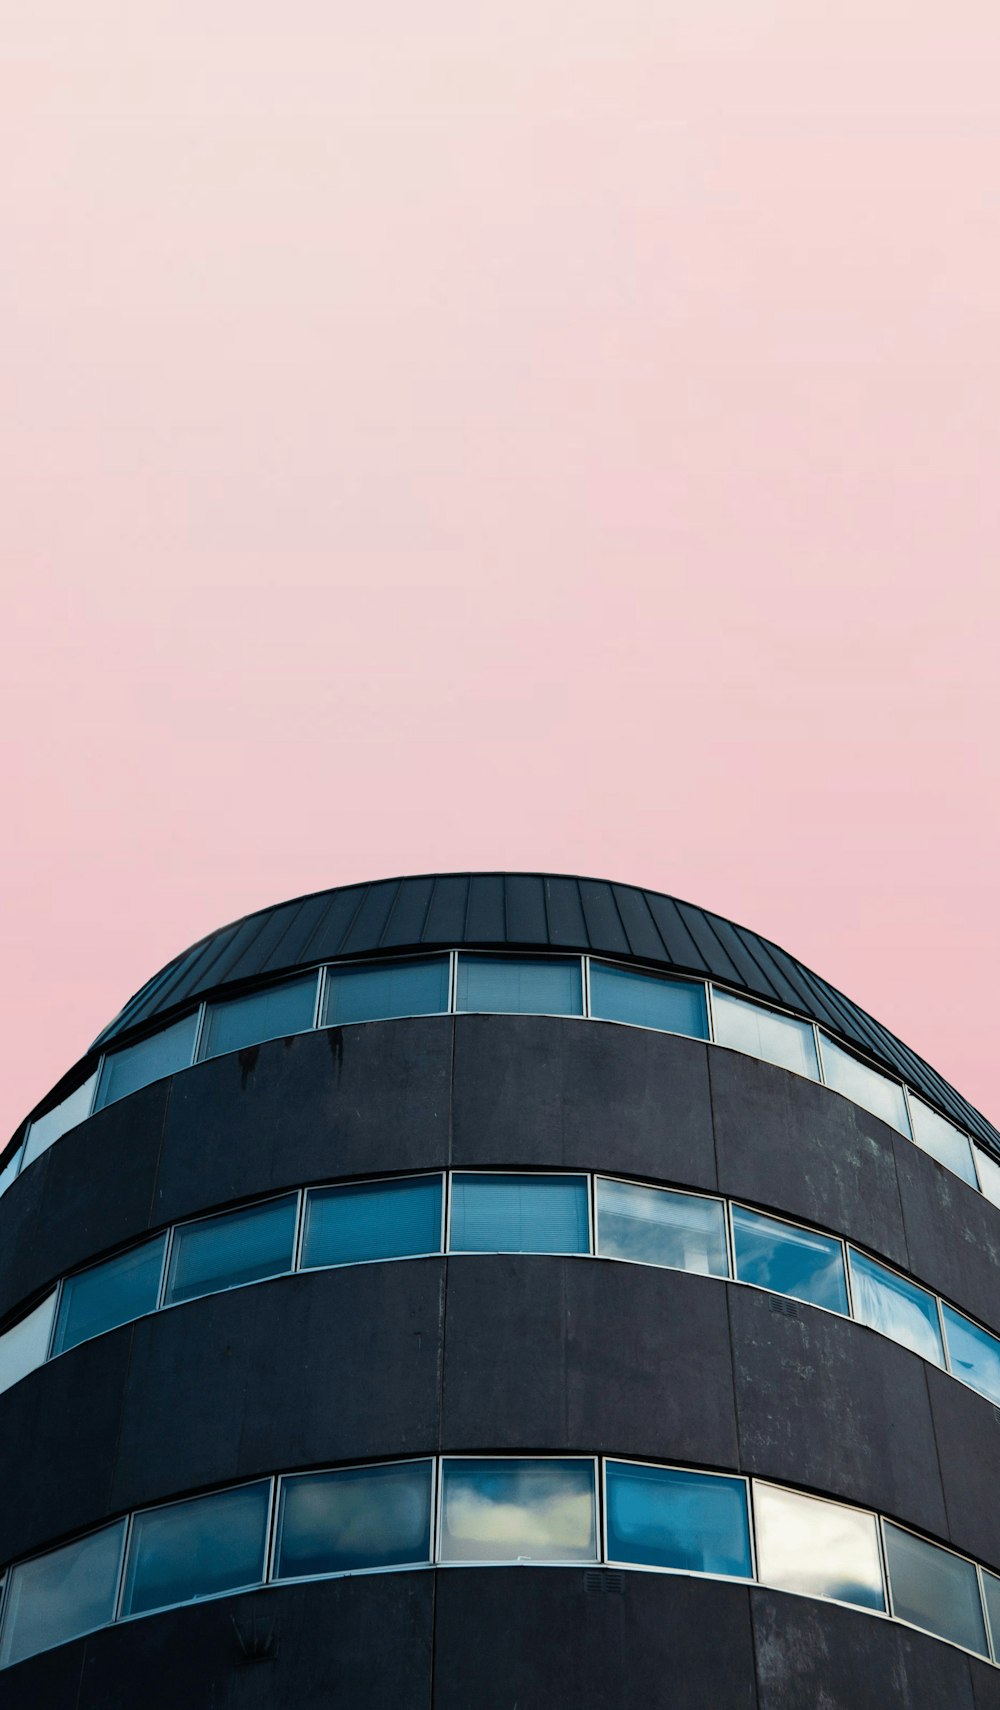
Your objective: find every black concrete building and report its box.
[2,871,1000,1709]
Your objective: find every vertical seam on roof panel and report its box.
[573,877,590,950]
[376,879,405,949]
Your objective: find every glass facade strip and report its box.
[0,1144,24,1202]
[731,1205,848,1316]
[301,1176,444,1269]
[22,1071,99,1167]
[53,1235,168,1356]
[588,961,708,1038]
[0,1292,58,1396]
[0,1521,127,1668]
[164,1196,299,1307]
[753,1482,884,1611]
[449,1174,590,1255]
[274,1460,434,1580]
[595,1178,728,1276]
[455,955,583,1017]
[324,957,451,1026]
[941,1304,1000,1407]
[819,1036,910,1137]
[711,990,819,1080]
[438,1458,598,1563]
[908,1097,978,1187]
[96,1014,200,1111]
[120,1482,272,1618]
[982,1570,1000,1663]
[605,1461,751,1579]
[848,1250,945,1367]
[884,1522,988,1656]
[974,1148,1000,1210]
[200,975,318,1061]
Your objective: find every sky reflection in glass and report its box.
[712,991,818,1078]
[753,1483,884,1611]
[941,1304,1000,1406]
[731,1206,848,1314]
[121,1482,271,1617]
[596,1178,727,1275]
[275,1461,433,1579]
[848,1251,944,1366]
[0,1522,126,1667]
[439,1459,597,1563]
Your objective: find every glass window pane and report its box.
[0,1292,57,1396]
[0,1144,23,1201]
[596,1179,728,1276]
[908,1098,978,1187]
[589,963,707,1039]
[164,1196,298,1306]
[449,1174,589,1254]
[22,1071,100,1167]
[325,958,450,1026]
[301,1176,442,1269]
[456,956,582,1017]
[121,1482,271,1617]
[754,1483,884,1611]
[974,1148,1000,1210]
[981,1569,1000,1661]
[275,1460,433,1580]
[848,1250,943,1366]
[201,975,317,1061]
[53,1235,167,1356]
[732,1206,848,1315]
[605,1461,751,1578]
[884,1523,987,1655]
[942,1304,1000,1406]
[0,1521,126,1667]
[712,991,818,1079]
[819,1037,909,1136]
[439,1458,597,1563]
[96,1015,200,1110]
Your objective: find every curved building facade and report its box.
[1,872,1000,1708]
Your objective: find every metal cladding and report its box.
[93,871,998,1152]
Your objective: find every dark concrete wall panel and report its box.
[926,1364,1000,1570]
[729,1286,948,1540]
[433,1569,758,1710]
[440,1258,739,1467]
[751,1588,976,1710]
[452,1017,717,1190]
[711,1049,910,1269]
[894,1141,1000,1332]
[153,1019,452,1226]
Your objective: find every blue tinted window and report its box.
[606,1462,751,1578]
[589,964,707,1038]
[439,1458,597,1562]
[325,958,450,1025]
[731,1206,848,1314]
[0,1521,127,1666]
[275,1460,433,1579]
[884,1523,987,1655]
[450,1174,589,1254]
[201,975,317,1061]
[456,956,582,1016]
[54,1235,167,1355]
[164,1196,298,1306]
[596,1179,728,1276]
[848,1250,944,1366]
[96,1015,200,1109]
[942,1304,1000,1405]
[121,1482,271,1617]
[301,1176,443,1269]
[0,1144,23,1200]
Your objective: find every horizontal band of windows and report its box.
[7,952,993,1208]
[2,1170,999,1423]
[2,1455,999,1670]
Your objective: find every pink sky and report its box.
[2,0,999,1138]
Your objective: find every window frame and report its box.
[115,1475,276,1624]
[750,1477,888,1616]
[880,1514,991,1661]
[593,1174,731,1278]
[728,1201,851,1320]
[847,1245,947,1368]
[435,1454,601,1569]
[602,1457,755,1584]
[269,1456,437,1585]
[587,958,709,1040]
[298,1172,447,1273]
[445,1169,594,1258]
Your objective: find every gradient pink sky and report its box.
[3,0,999,1137]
